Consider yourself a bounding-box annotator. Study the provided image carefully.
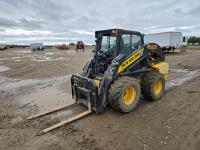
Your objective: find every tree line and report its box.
[187,36,200,45]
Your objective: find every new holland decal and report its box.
[117,49,142,73]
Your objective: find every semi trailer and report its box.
[144,32,183,52]
[30,43,44,51]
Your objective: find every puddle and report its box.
[20,51,31,53]
[66,50,75,53]
[166,69,200,89]
[32,55,65,62]
[18,87,74,112]
[1,50,69,62]
[0,66,10,72]
[170,68,190,73]
[45,52,55,55]
[33,55,53,62]
[12,57,22,59]
[168,69,191,81]
[49,109,73,121]
[54,57,65,61]
[0,74,73,119]
[0,76,19,84]
[0,58,8,61]
[14,50,31,54]
[0,75,71,91]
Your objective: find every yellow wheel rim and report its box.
[123,86,137,105]
[154,80,163,95]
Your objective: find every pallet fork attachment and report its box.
[27,103,78,120]
[28,87,92,136]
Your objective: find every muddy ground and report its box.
[0,48,200,150]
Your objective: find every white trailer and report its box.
[30,43,44,51]
[0,44,8,50]
[144,32,183,52]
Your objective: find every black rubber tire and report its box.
[141,71,165,101]
[109,76,141,113]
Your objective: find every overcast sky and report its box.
[0,0,199,45]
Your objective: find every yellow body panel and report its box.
[117,49,142,73]
[93,79,101,87]
[152,62,169,80]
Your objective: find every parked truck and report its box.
[144,32,183,52]
[0,44,8,50]
[76,41,85,52]
[30,43,44,51]
[56,44,69,50]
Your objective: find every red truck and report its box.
[57,44,69,50]
[76,41,85,52]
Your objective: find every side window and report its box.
[101,36,109,50]
[121,34,131,56]
[131,35,142,51]
[121,34,142,56]
[101,36,116,50]
[109,36,116,49]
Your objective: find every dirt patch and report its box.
[0,48,200,150]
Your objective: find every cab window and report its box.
[131,35,142,50]
[120,34,142,56]
[101,36,116,52]
[121,34,131,56]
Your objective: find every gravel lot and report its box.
[0,48,200,150]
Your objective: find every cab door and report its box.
[120,34,143,57]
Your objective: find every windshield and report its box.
[99,36,116,55]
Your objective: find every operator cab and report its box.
[95,29,144,73]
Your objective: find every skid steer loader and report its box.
[29,29,169,135]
